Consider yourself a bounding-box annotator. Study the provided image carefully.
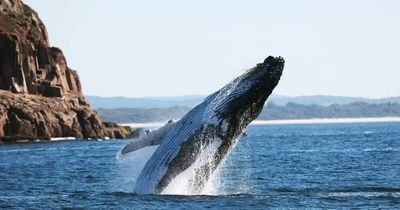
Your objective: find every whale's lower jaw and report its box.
[133,56,284,194]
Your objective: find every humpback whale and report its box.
[121,56,284,194]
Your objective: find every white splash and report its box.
[161,134,245,196]
[113,145,159,192]
[161,137,223,195]
[201,136,245,195]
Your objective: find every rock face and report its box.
[0,0,132,141]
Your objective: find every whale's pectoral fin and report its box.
[119,120,176,156]
[120,138,158,155]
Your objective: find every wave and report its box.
[0,194,68,200]
[324,192,400,199]
[272,187,400,199]
[363,148,400,152]
[272,148,400,153]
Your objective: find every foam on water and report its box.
[200,145,236,196]
[324,192,400,199]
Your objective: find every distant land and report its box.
[89,95,400,123]
[97,106,191,124]
[96,101,400,124]
[87,95,400,109]
[87,95,205,109]
[259,102,400,121]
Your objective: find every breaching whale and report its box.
[121,56,284,194]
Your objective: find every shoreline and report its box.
[252,117,400,125]
[121,117,400,128]
[2,117,399,143]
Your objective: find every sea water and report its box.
[1,122,400,209]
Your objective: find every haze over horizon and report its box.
[85,94,399,100]
[24,0,400,98]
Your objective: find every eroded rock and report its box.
[0,0,132,141]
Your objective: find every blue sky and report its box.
[24,0,400,98]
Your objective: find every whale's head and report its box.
[211,56,284,139]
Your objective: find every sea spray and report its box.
[161,138,223,195]
[113,146,159,192]
[201,135,253,195]
[160,135,246,196]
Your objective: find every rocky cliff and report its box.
[0,0,132,141]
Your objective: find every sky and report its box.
[24,0,400,98]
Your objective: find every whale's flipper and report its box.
[119,120,175,156]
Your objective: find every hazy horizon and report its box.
[24,0,400,98]
[85,94,399,100]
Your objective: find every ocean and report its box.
[1,122,400,209]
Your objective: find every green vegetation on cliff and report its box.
[260,102,400,120]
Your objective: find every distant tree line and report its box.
[97,102,400,123]
[259,102,400,120]
[98,106,191,123]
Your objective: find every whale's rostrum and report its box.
[130,56,284,194]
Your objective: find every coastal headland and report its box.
[0,0,132,141]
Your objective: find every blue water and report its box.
[1,122,400,209]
